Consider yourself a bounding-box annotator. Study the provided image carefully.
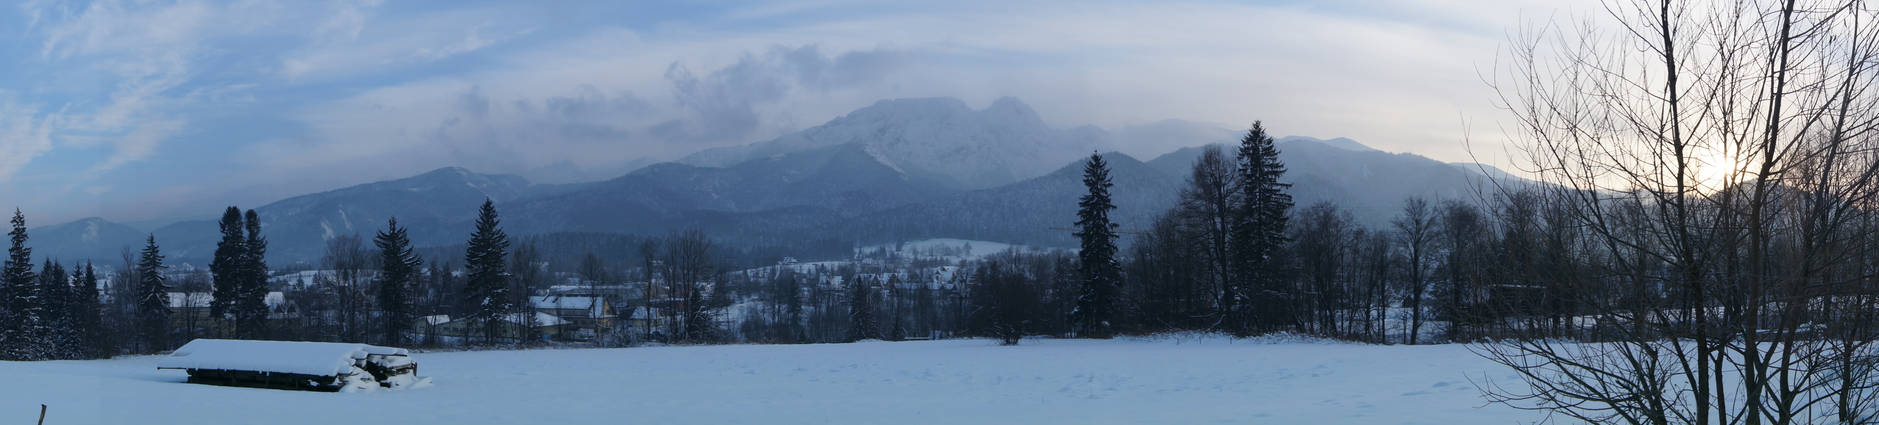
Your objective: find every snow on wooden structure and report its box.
[156,339,419,392]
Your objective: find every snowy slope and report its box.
[11,338,1536,424]
[681,97,1112,190]
[28,217,147,263]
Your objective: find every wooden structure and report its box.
[156,339,418,392]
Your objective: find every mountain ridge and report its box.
[27,97,1525,265]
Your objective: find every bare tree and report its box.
[1394,197,1436,344]
[1177,146,1237,330]
[1477,0,1879,423]
[323,234,369,343]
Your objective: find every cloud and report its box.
[654,45,907,143]
[255,43,912,187]
[91,119,183,172]
[35,0,217,58]
[18,0,233,180]
[0,0,1586,224]
[279,4,535,82]
[0,99,58,180]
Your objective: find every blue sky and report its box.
[0,0,1570,225]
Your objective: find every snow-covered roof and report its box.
[166,292,287,309]
[421,315,451,326]
[155,339,410,377]
[529,295,605,318]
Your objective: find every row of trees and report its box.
[209,207,270,339]
[0,209,173,360]
[0,210,108,360]
[0,197,585,357]
[1060,123,1296,338]
[714,124,1299,346]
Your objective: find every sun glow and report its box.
[1689,146,1747,193]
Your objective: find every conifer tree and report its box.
[1,211,43,360]
[463,199,511,344]
[1230,122,1293,334]
[75,263,103,358]
[233,209,269,338]
[1073,153,1122,338]
[685,283,719,342]
[209,206,244,331]
[375,217,421,346]
[847,276,877,342]
[38,261,69,358]
[135,235,171,353]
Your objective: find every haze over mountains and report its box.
[30,97,1517,266]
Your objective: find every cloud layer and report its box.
[0,0,1575,224]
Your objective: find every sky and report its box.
[0,0,1580,226]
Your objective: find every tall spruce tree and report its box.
[1229,122,1293,334]
[135,235,171,353]
[75,263,103,358]
[463,199,511,344]
[233,209,269,339]
[39,261,70,358]
[1072,153,1122,338]
[208,206,244,331]
[1,210,44,360]
[375,217,421,346]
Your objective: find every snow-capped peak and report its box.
[679,96,1107,189]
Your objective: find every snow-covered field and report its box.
[8,337,1538,424]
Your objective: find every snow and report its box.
[680,97,1109,189]
[15,338,1538,424]
[860,238,1054,261]
[154,339,409,377]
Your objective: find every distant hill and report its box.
[29,217,148,264]
[830,152,1183,247]
[1148,137,1504,227]
[498,141,953,238]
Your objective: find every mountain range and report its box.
[29,97,1519,266]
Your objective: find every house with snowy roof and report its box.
[529,295,616,333]
[165,291,293,335]
[428,312,573,343]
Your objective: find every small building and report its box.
[166,291,290,334]
[529,295,616,334]
[430,312,572,343]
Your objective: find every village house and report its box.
[425,312,572,343]
[165,291,291,335]
[528,295,615,340]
